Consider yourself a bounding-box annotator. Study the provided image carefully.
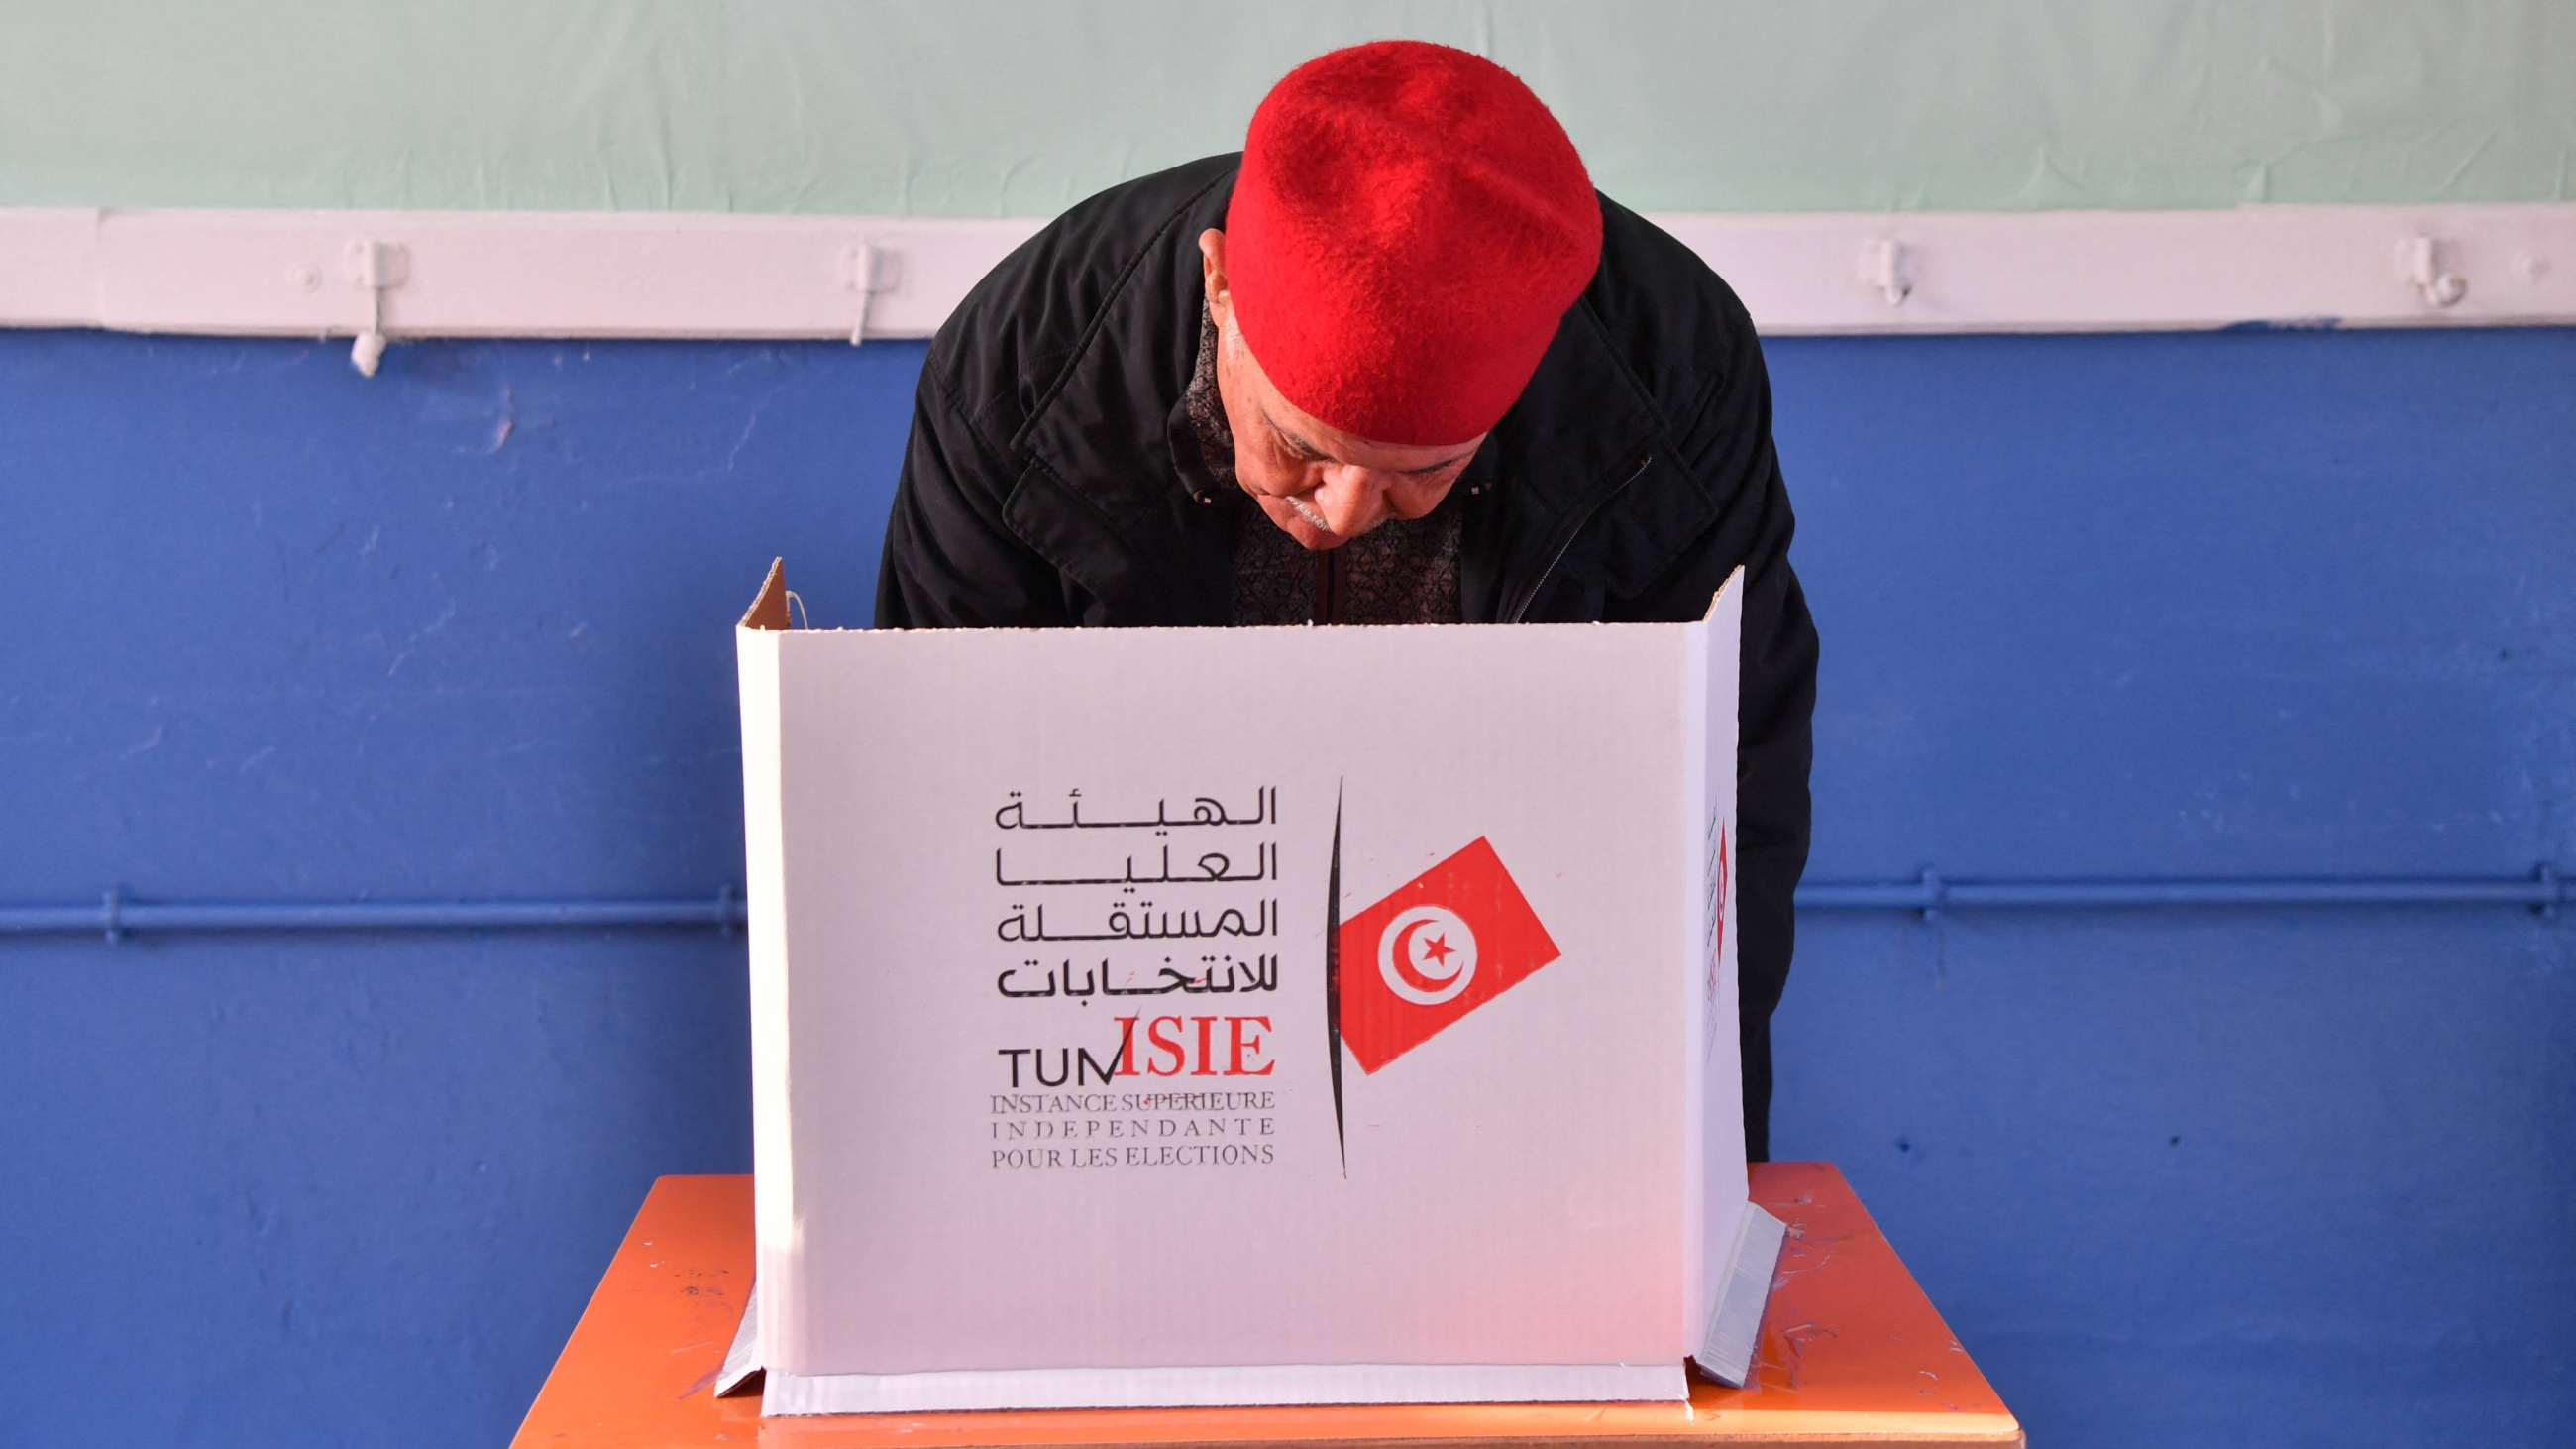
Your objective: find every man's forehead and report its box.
[1253,396,1479,473]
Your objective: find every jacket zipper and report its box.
[1505,453,1655,623]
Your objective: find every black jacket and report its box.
[877,155,1816,1158]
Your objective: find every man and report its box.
[877,41,1816,1158]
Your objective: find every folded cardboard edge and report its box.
[714,1279,767,1396]
[1701,564,1742,624]
[741,557,790,631]
[761,1362,1688,1416]
[1692,1203,1788,1389]
[732,560,1740,636]
[718,1287,1685,1414]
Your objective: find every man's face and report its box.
[1201,230,1485,551]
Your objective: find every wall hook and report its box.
[2398,237,2467,308]
[842,244,901,346]
[347,240,409,376]
[1860,239,1911,307]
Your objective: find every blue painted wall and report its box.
[1,327,2569,1446]
[1762,329,2576,1445]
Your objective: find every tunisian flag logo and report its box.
[1336,837,1561,1073]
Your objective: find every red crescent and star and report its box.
[1393,917,1461,992]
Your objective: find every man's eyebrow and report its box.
[1401,448,1479,477]
[1258,404,1333,461]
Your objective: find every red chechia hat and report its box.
[1225,41,1603,448]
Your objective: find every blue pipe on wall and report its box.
[0,889,742,942]
[1793,865,2566,915]
[0,870,2560,941]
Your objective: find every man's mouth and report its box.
[1282,494,1332,533]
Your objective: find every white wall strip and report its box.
[3,203,2570,346]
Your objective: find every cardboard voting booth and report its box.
[722,561,1786,1416]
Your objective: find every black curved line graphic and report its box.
[1326,781,1346,1174]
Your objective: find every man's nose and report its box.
[1312,467,1394,536]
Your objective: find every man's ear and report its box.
[1198,229,1231,325]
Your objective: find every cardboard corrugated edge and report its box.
[741,557,791,631]
[1691,1203,1789,1388]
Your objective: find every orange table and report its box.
[511,1164,2020,1449]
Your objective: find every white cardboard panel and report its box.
[735,572,1746,1408]
[763,1361,1687,1415]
